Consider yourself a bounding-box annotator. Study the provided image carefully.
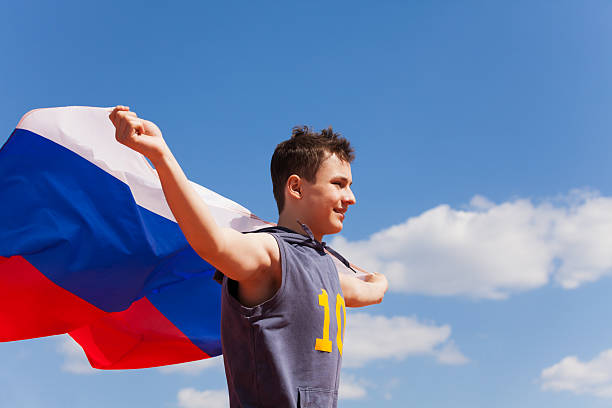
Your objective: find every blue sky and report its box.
[3,1,612,407]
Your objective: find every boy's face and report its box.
[300,153,356,239]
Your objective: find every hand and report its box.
[109,106,168,162]
[363,272,389,294]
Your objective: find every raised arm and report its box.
[108,106,279,286]
[339,271,388,307]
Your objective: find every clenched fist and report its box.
[109,106,168,162]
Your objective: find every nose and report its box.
[344,187,356,206]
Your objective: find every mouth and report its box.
[333,208,346,220]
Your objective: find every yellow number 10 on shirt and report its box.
[315,289,346,355]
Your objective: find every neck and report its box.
[277,214,323,241]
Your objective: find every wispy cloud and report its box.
[540,349,612,397]
[435,340,470,365]
[56,335,96,374]
[158,356,223,375]
[332,190,612,299]
[339,375,367,400]
[344,312,468,367]
[177,388,229,408]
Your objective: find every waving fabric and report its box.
[0,106,269,369]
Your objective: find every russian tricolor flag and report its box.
[0,106,269,369]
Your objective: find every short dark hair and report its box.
[270,125,355,213]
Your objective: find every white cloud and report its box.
[332,189,612,299]
[158,356,223,375]
[339,375,367,400]
[56,335,96,374]
[435,340,470,365]
[177,388,229,408]
[343,312,468,367]
[540,349,612,397]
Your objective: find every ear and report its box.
[286,174,302,200]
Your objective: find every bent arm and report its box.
[108,106,277,282]
[339,271,388,307]
[152,151,276,280]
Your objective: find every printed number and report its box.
[315,289,346,355]
[336,294,346,355]
[315,289,333,352]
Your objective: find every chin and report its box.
[314,217,344,238]
[328,220,344,235]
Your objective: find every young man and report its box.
[109,106,388,407]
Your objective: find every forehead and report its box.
[315,153,352,180]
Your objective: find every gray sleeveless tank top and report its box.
[219,226,347,408]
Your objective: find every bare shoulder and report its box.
[212,227,280,280]
[225,231,282,307]
[242,231,281,269]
